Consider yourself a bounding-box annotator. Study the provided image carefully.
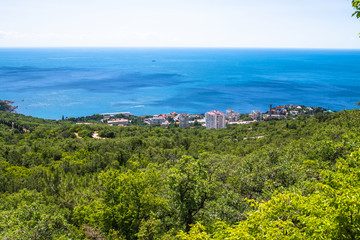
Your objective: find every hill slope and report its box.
[0,110,360,239]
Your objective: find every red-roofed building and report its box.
[206,110,225,116]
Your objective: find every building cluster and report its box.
[263,104,328,120]
[99,104,331,129]
[144,117,170,125]
[250,110,263,121]
[100,109,260,129]
[107,118,129,126]
[102,115,130,126]
[226,109,240,122]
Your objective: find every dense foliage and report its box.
[353,0,360,18]
[1,110,360,239]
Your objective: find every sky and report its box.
[0,0,359,49]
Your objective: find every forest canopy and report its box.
[1,109,360,239]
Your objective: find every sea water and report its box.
[0,47,360,119]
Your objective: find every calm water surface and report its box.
[0,47,359,119]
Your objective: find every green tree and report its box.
[74,167,166,239]
[0,189,82,239]
[169,156,218,232]
[353,0,360,18]
[179,148,360,239]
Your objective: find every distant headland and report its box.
[0,100,17,113]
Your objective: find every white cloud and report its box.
[0,0,359,48]
[0,30,24,39]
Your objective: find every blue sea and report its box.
[1,47,360,119]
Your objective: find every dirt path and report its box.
[74,132,82,139]
[243,135,265,140]
[92,131,106,139]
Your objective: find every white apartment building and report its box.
[205,110,226,129]
[251,110,263,121]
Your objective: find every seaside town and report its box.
[69,104,333,130]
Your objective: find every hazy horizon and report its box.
[1,0,359,49]
[1,46,360,50]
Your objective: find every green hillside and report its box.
[0,110,360,239]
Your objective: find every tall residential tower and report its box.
[179,112,189,128]
[205,110,226,129]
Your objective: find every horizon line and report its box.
[0,46,360,51]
